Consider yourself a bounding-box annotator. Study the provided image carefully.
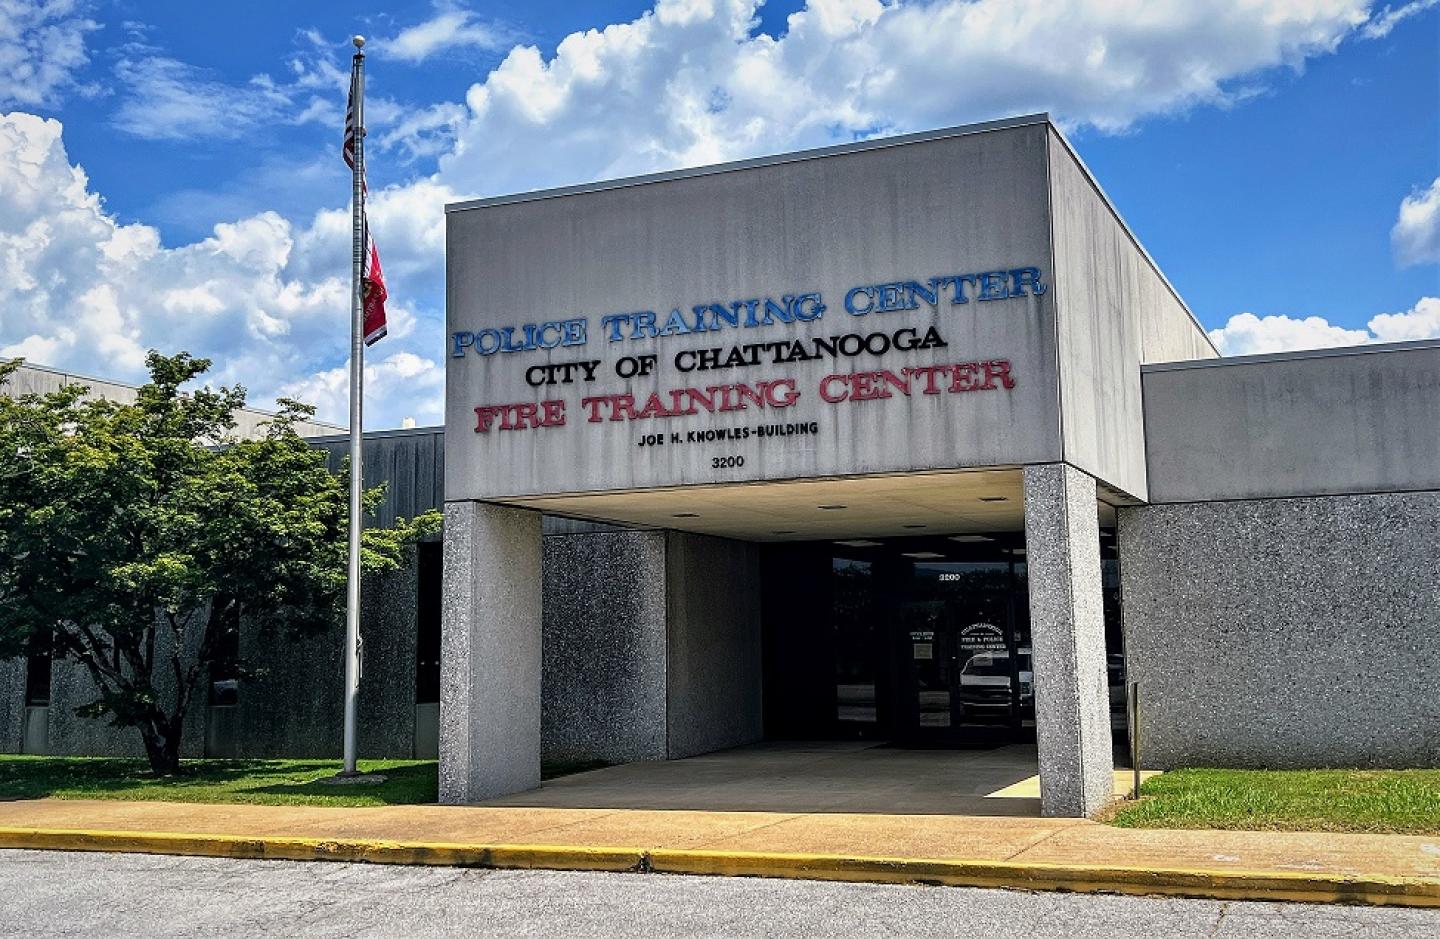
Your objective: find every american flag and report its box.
[345,64,387,346]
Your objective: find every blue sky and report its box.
[1,1,1437,426]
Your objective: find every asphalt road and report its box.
[2,849,1436,937]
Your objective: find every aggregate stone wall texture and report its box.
[1045,130,1216,503]
[0,657,25,753]
[440,501,544,803]
[235,555,419,760]
[1140,342,1440,504]
[664,531,764,759]
[1118,492,1440,768]
[542,529,668,765]
[9,559,419,761]
[43,614,206,759]
[1022,463,1114,817]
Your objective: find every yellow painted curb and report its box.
[0,828,644,873]
[648,849,1440,907]
[2,827,1438,909]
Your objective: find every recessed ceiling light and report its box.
[903,551,946,559]
[902,524,927,529]
[817,504,847,510]
[948,534,993,543]
[672,512,700,518]
[1011,548,1027,556]
[978,496,1009,503]
[835,539,882,547]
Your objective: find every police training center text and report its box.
[455,266,1041,437]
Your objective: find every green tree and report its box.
[0,352,440,774]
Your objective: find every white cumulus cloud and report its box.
[437,0,1376,196]
[1360,0,1439,38]
[276,350,444,430]
[1393,177,1440,267]
[0,111,452,427]
[0,0,98,109]
[380,5,509,63]
[1209,297,1440,354]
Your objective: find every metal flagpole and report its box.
[342,34,366,777]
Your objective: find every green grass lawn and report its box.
[0,756,439,807]
[0,755,611,807]
[1107,768,1440,835]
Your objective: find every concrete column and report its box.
[1022,463,1114,817]
[440,501,543,803]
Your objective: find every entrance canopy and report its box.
[502,467,1120,541]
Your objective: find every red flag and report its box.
[362,231,388,346]
[346,66,387,345]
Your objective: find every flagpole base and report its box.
[320,770,389,787]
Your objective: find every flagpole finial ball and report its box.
[353,35,365,49]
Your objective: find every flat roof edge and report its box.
[445,113,1051,213]
[1141,337,1440,373]
[1,356,345,429]
[308,424,445,444]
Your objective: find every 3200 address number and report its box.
[711,455,745,469]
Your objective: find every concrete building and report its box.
[3,114,1437,818]
[0,360,345,439]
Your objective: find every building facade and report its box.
[3,115,1437,818]
[438,113,1440,817]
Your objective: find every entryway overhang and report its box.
[498,466,1126,541]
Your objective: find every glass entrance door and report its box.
[896,558,1028,743]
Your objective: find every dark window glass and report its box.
[416,541,443,704]
[24,632,51,707]
[208,597,241,707]
[832,558,877,728]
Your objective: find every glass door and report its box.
[897,557,1023,743]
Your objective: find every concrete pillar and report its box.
[1022,463,1114,817]
[439,501,543,803]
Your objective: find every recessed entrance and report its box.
[761,532,1126,747]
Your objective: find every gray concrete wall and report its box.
[1046,131,1216,503]
[1119,492,1440,768]
[1142,341,1440,503]
[14,559,420,761]
[312,428,445,530]
[664,531,764,760]
[235,557,419,759]
[447,118,1062,500]
[542,529,668,765]
[44,615,207,759]
[1,360,343,438]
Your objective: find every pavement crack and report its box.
[999,825,1069,862]
[1206,900,1231,937]
[687,813,809,851]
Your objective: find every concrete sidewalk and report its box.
[1,799,1438,908]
